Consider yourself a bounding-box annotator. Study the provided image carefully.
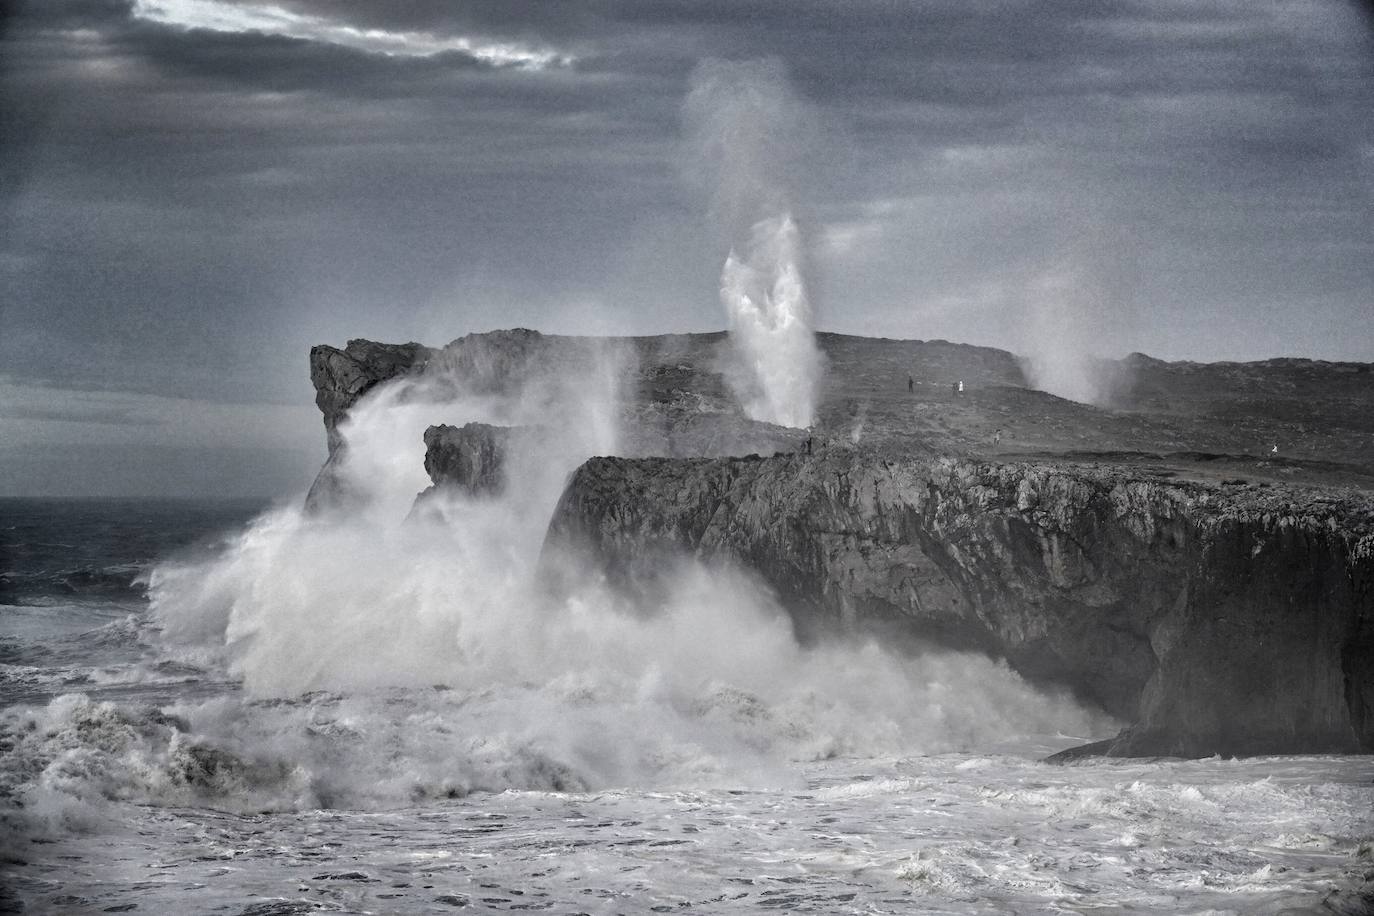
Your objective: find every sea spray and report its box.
[125,351,1112,813]
[1021,266,1111,405]
[1019,242,1136,407]
[719,214,822,427]
[683,59,824,428]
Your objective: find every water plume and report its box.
[1021,265,1125,407]
[683,58,824,428]
[718,214,821,428]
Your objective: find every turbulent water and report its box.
[2,368,1371,915]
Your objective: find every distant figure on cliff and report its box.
[1270,444,1278,455]
[908,374,914,393]
[805,433,813,455]
[993,428,1002,445]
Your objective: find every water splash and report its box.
[719,214,822,428]
[682,58,825,429]
[129,352,1109,806]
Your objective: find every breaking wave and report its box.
[3,355,1110,838]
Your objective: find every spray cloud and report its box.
[1020,262,1138,408]
[683,59,824,429]
[125,352,1108,811]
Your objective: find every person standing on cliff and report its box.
[908,374,914,393]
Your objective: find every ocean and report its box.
[2,492,1371,915]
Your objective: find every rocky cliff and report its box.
[546,449,1374,757]
[421,423,525,497]
[306,339,434,510]
[307,328,1374,757]
[306,329,590,510]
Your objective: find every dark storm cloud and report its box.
[1,0,1371,495]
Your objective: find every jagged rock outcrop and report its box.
[420,422,536,498]
[305,339,433,511]
[310,339,435,455]
[546,449,1374,757]
[306,329,573,511]
[419,412,803,503]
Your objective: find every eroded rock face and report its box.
[420,422,532,498]
[546,449,1374,757]
[306,329,567,512]
[310,339,434,454]
[305,340,433,512]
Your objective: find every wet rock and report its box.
[305,339,432,511]
[546,451,1374,757]
[422,423,521,497]
[309,339,433,457]
[232,902,325,916]
[306,329,563,512]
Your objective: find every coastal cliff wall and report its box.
[306,330,1374,758]
[546,450,1374,757]
[306,329,576,510]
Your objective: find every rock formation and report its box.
[306,329,578,510]
[306,338,434,511]
[307,328,1374,757]
[422,423,523,497]
[546,449,1374,757]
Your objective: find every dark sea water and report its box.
[0,499,266,706]
[1,498,266,605]
[1,496,1371,915]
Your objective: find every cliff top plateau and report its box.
[311,328,1374,493]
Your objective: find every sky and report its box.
[2,0,1372,497]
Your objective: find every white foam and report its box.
[127,353,1112,809]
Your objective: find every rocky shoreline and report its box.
[547,447,1373,757]
[307,328,1374,759]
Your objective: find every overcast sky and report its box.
[2,0,1372,497]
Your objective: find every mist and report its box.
[1016,221,1143,408]
[682,59,825,429]
[130,348,1109,812]
[1020,266,1118,406]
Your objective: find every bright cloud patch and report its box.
[130,0,573,68]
